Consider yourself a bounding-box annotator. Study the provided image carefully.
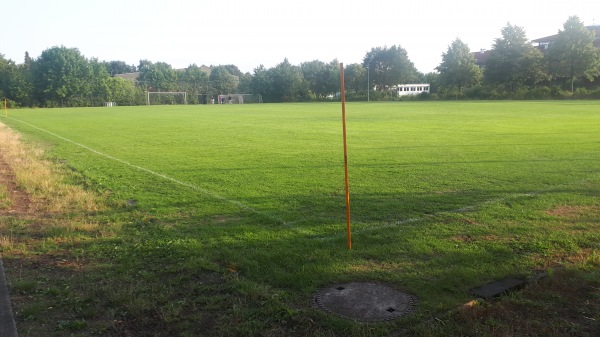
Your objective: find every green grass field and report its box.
[1,101,599,336]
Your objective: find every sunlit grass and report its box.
[0,122,102,214]
[0,101,599,336]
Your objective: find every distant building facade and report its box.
[471,49,491,68]
[395,84,430,96]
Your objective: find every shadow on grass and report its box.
[4,184,599,336]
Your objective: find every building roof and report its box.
[471,49,491,66]
[532,25,600,47]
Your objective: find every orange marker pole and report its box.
[3,98,6,118]
[340,63,352,250]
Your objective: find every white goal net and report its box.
[216,94,262,104]
[147,92,187,105]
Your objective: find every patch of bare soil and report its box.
[0,150,31,215]
[546,205,600,219]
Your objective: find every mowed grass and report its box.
[1,101,599,336]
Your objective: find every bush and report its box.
[518,88,552,100]
[3,99,19,109]
[572,87,600,99]
[463,86,501,100]
[574,87,589,98]
[417,92,433,100]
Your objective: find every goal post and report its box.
[147,92,187,105]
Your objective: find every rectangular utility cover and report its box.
[470,277,525,299]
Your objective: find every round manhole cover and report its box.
[315,282,416,322]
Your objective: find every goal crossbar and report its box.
[147,92,187,105]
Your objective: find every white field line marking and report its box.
[325,175,593,241]
[8,117,285,224]
[314,192,539,241]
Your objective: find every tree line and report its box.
[1,16,599,107]
[437,16,600,99]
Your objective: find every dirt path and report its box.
[0,149,31,215]
[0,129,22,337]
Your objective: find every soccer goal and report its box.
[147,92,187,105]
[216,94,262,104]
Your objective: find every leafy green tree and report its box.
[344,63,367,96]
[179,64,209,103]
[269,58,308,102]
[107,77,142,105]
[209,66,239,94]
[103,60,136,76]
[301,59,339,99]
[137,60,177,91]
[363,45,418,95]
[546,16,600,92]
[484,24,546,91]
[23,52,33,69]
[221,64,243,78]
[436,38,482,92]
[301,60,326,98]
[89,58,111,104]
[436,38,482,93]
[237,72,253,94]
[0,55,17,100]
[31,46,93,106]
[422,72,440,94]
[250,65,272,98]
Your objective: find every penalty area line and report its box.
[7,117,285,225]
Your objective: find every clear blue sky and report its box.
[3,0,599,73]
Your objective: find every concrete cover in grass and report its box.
[315,282,416,322]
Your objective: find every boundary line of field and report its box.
[5,117,286,225]
[357,192,537,233]
[315,172,594,241]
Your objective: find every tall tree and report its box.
[88,58,111,104]
[343,63,367,96]
[301,59,339,99]
[221,64,243,78]
[31,46,93,106]
[107,77,142,105]
[137,60,177,91]
[237,72,253,94]
[546,16,600,92]
[0,55,17,100]
[270,58,307,102]
[250,65,272,99]
[103,60,136,76]
[363,45,418,95]
[484,23,546,91]
[422,72,439,94]
[179,64,209,103]
[23,52,33,69]
[209,66,239,94]
[436,38,482,93]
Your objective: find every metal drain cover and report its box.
[315,282,416,322]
